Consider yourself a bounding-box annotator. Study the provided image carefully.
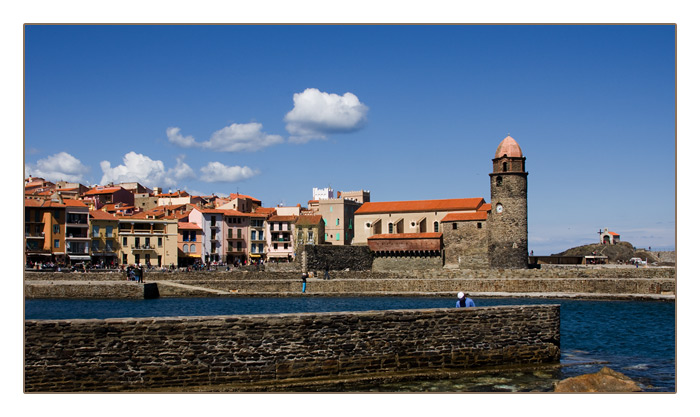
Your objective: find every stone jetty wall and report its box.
[24,304,560,392]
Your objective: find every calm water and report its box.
[24,297,676,392]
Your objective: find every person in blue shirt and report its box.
[456,292,476,308]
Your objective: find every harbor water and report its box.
[24,297,676,392]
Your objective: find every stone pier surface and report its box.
[24,267,676,300]
[24,304,560,392]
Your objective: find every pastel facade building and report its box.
[266,214,297,261]
[222,210,250,265]
[89,210,120,266]
[188,208,224,263]
[249,213,267,262]
[294,215,325,252]
[24,198,65,265]
[64,199,91,264]
[117,216,178,267]
[177,222,203,266]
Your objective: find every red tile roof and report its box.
[355,198,485,215]
[84,187,123,195]
[296,215,323,225]
[478,203,491,212]
[230,193,261,202]
[89,210,118,221]
[441,212,488,222]
[254,207,276,215]
[609,231,620,236]
[368,232,442,240]
[268,215,298,222]
[178,222,202,230]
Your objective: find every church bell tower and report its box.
[488,135,529,268]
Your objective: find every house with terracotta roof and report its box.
[89,210,120,266]
[266,212,298,262]
[295,215,325,251]
[117,213,178,267]
[188,208,226,264]
[216,193,262,213]
[83,186,134,210]
[177,222,203,267]
[599,228,621,245]
[24,198,65,265]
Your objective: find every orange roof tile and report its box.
[478,203,491,212]
[84,187,123,195]
[355,198,485,215]
[229,193,261,202]
[178,222,202,230]
[268,215,298,222]
[609,231,620,236]
[441,212,488,222]
[368,232,442,240]
[296,215,323,225]
[89,210,118,220]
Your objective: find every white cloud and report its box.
[170,155,196,181]
[25,152,90,183]
[202,122,285,152]
[200,162,259,183]
[284,88,369,143]
[100,152,177,188]
[166,127,198,148]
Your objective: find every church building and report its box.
[353,135,529,269]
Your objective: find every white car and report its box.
[630,257,647,265]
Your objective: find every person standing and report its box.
[301,272,307,293]
[456,292,475,308]
[324,263,331,280]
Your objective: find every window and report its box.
[388,223,393,234]
[228,242,233,251]
[258,243,263,253]
[452,223,457,230]
[336,218,339,226]
[336,233,340,241]
[92,240,100,251]
[53,225,60,234]
[190,244,195,253]
[477,223,482,229]
[237,229,241,239]
[283,243,288,250]
[496,176,503,186]
[123,237,128,246]
[273,243,278,250]
[237,242,242,251]
[308,231,313,241]
[503,162,508,172]
[228,229,233,238]
[106,226,113,237]
[135,237,140,247]
[54,239,60,248]
[93,225,100,237]
[145,237,150,248]
[330,206,333,213]
[183,244,189,253]
[106,240,113,251]
[434,222,439,232]
[123,254,127,264]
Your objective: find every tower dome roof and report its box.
[495,135,523,158]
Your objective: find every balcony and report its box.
[131,244,156,251]
[25,232,45,239]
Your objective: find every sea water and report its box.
[24,297,676,392]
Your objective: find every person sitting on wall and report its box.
[456,292,476,308]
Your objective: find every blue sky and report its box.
[23,25,676,254]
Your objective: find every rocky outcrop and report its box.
[554,367,642,392]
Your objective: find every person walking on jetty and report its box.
[301,272,308,293]
[456,292,475,308]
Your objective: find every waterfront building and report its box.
[188,208,225,264]
[266,212,298,262]
[177,222,203,267]
[24,198,65,265]
[64,198,91,264]
[216,193,262,213]
[88,210,120,267]
[249,212,268,263]
[315,198,362,245]
[354,135,529,269]
[294,215,325,251]
[222,210,250,265]
[117,215,178,267]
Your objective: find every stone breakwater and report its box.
[24,304,560,392]
[24,267,676,299]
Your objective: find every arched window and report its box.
[388,223,393,234]
[190,244,195,253]
[434,221,439,232]
[496,176,502,186]
[502,162,508,172]
[183,244,188,253]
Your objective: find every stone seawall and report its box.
[24,304,560,392]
